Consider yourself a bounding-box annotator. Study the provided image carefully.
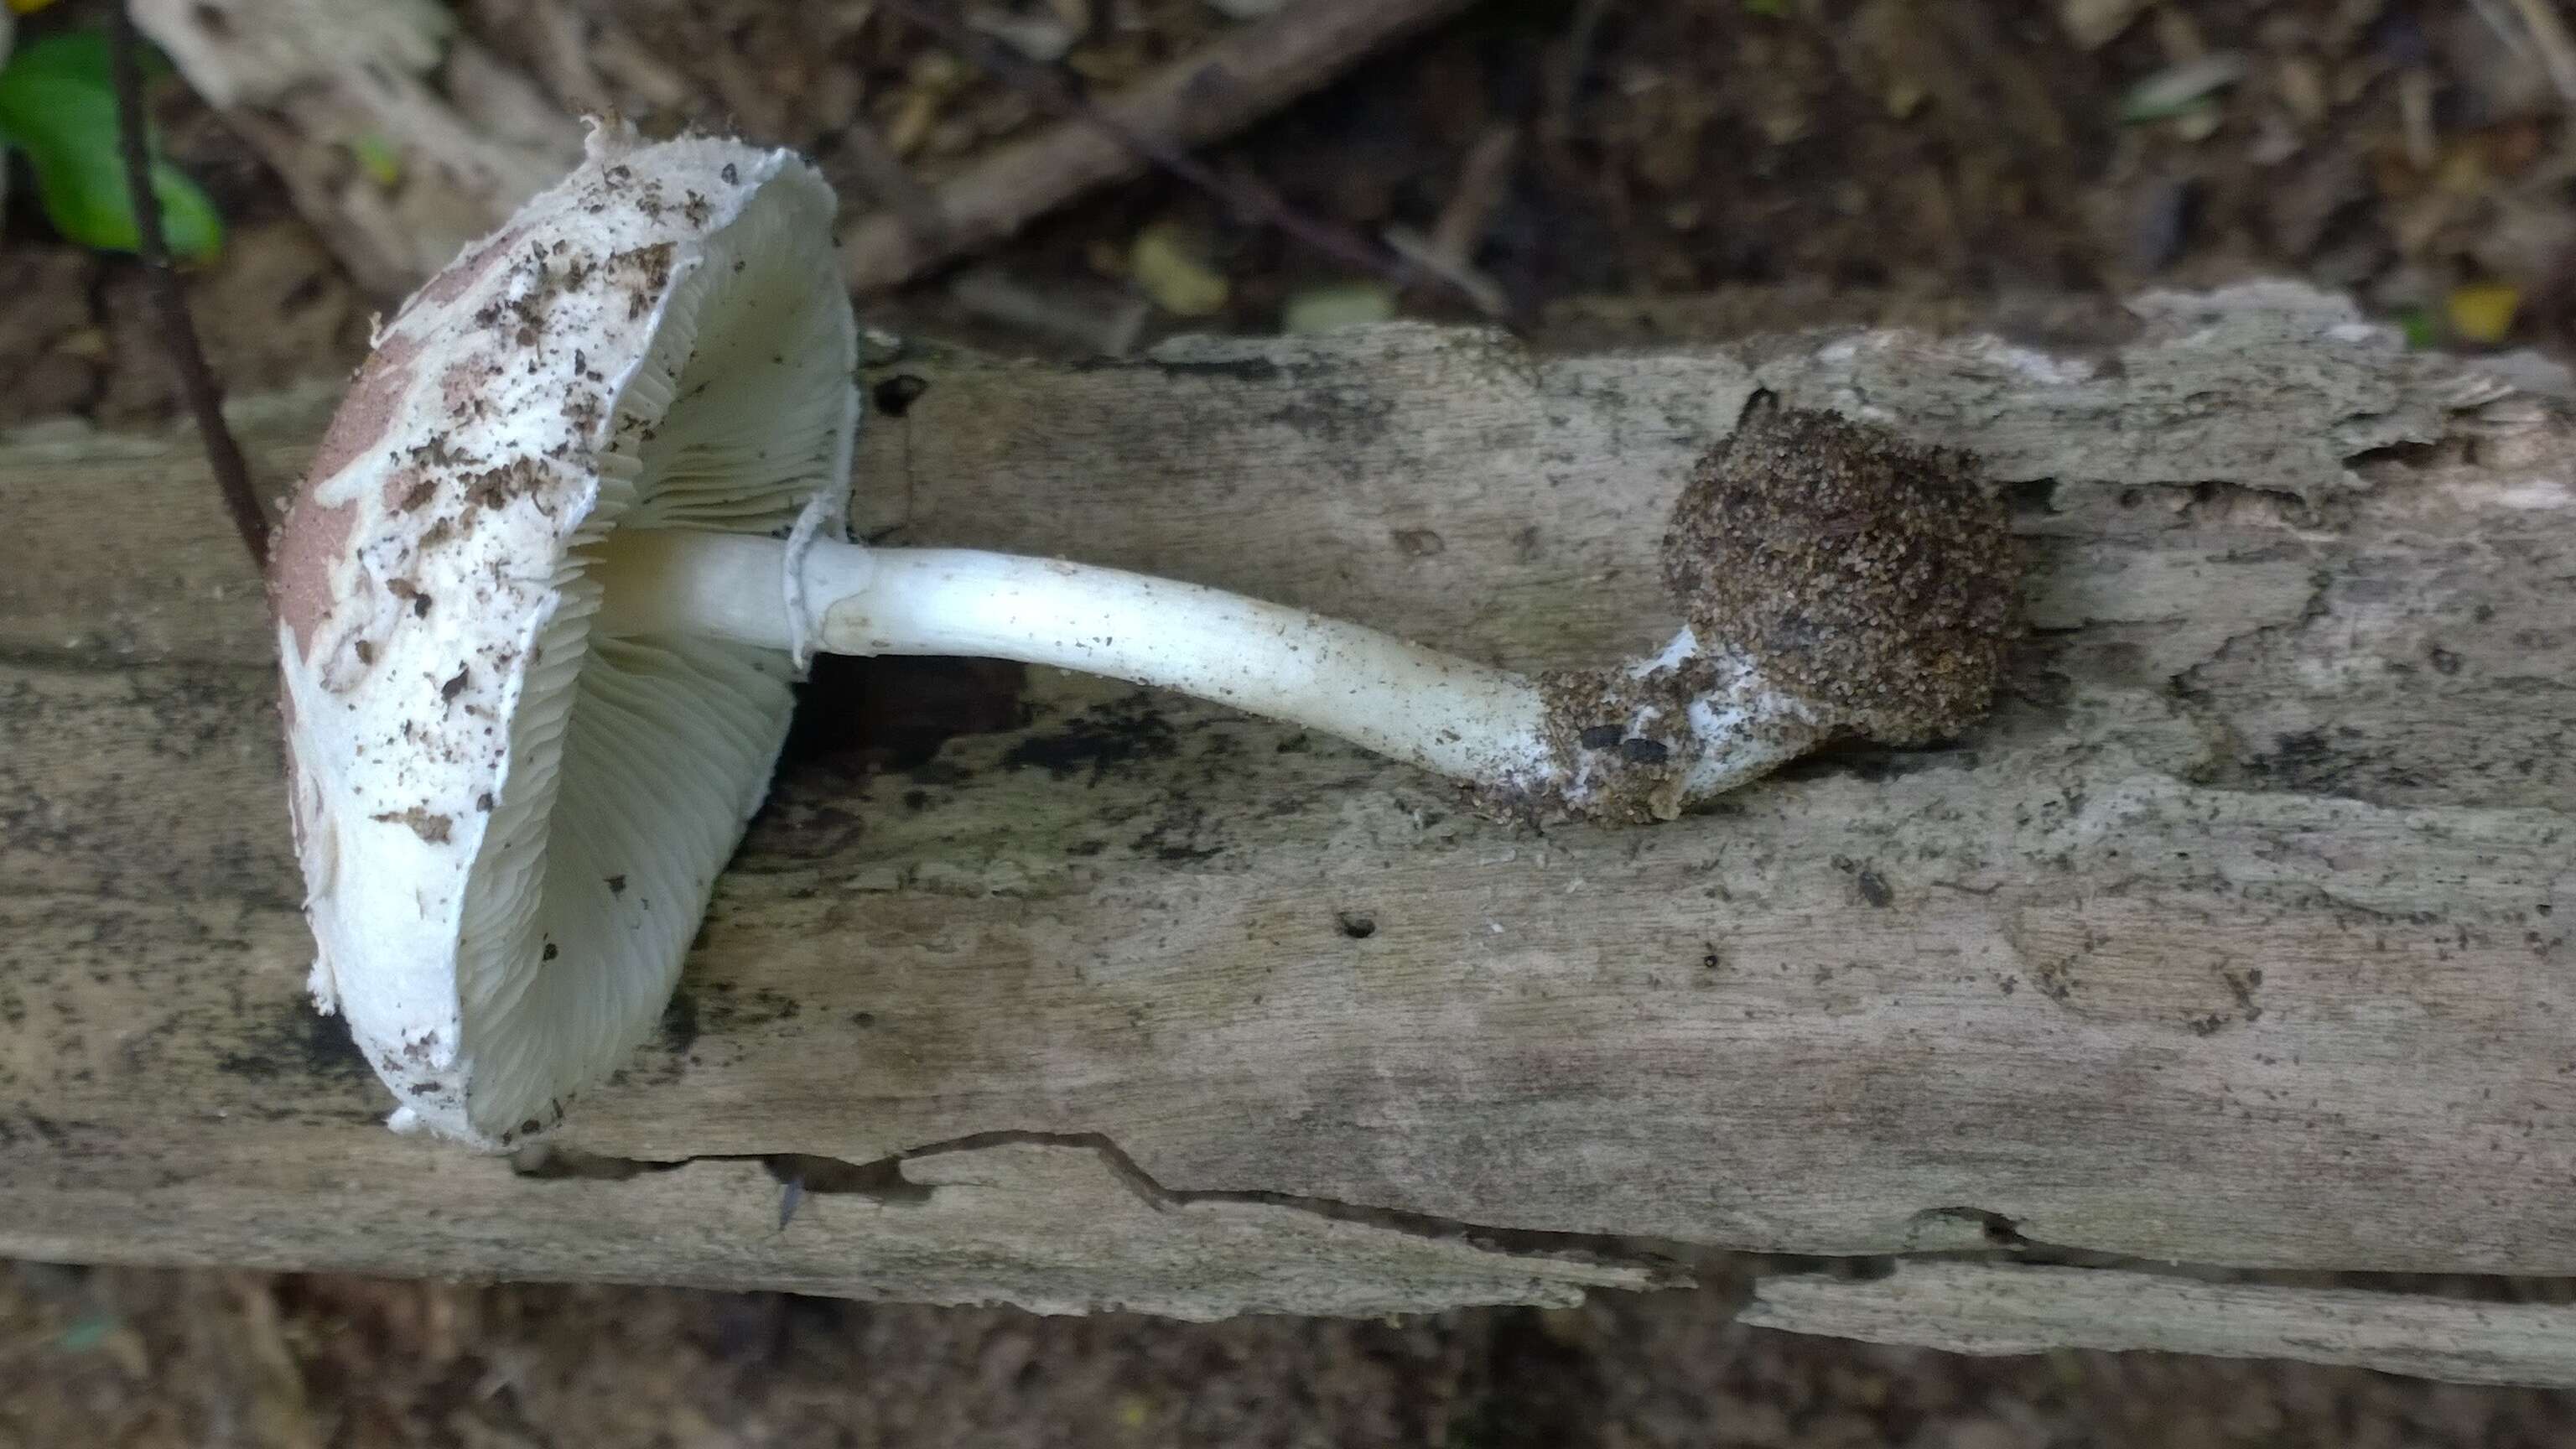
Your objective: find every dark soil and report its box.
[12,1262,2576,1448]
[6,0,2566,428]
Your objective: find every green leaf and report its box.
[2397,306,2438,351]
[0,29,223,260]
[349,131,403,189]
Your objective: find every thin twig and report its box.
[108,4,267,571]
[2514,0,2576,104]
[835,115,953,255]
[845,0,1473,297]
[1543,0,1613,144]
[1394,121,1520,319]
[873,0,1416,287]
[949,266,1153,356]
[1383,226,1508,319]
[1427,123,1520,270]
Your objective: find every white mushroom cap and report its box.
[271,119,857,1149]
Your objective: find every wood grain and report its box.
[1748,1262,2576,1386]
[7,285,2575,1372]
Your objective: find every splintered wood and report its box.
[4,284,2574,1381]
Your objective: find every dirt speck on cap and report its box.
[1665,397,2019,745]
[439,352,501,416]
[382,470,435,512]
[615,242,678,319]
[371,808,453,844]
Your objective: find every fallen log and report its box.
[6,283,2576,1379]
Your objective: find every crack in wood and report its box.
[503,1141,2576,1334]
[517,1130,1702,1284]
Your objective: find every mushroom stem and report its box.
[586,527,1817,817]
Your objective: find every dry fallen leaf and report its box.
[1282,279,1397,333]
[2447,281,2521,345]
[1130,220,1229,317]
[2057,0,2147,50]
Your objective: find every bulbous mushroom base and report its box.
[1665,397,2023,748]
[1476,400,2023,827]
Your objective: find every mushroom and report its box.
[273,120,2018,1149]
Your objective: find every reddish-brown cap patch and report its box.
[304,332,424,486]
[269,495,360,661]
[273,332,430,660]
[408,225,527,313]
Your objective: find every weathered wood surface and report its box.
[1748,1262,2576,1386]
[8,283,2576,1374]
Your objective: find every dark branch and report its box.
[871,0,1437,300]
[108,5,268,573]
